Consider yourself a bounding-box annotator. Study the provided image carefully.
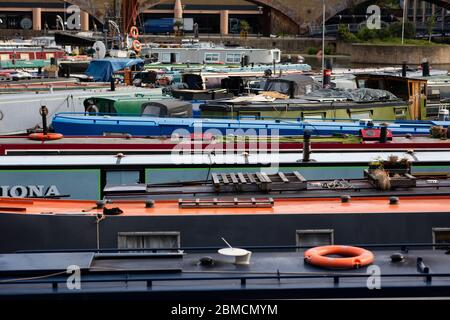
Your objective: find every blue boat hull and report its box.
[52,114,448,137]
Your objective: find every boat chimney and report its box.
[110,77,116,91]
[402,61,407,77]
[65,65,71,78]
[40,106,49,135]
[379,125,388,143]
[323,59,332,89]
[303,130,311,162]
[421,58,430,77]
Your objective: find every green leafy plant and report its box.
[307,47,318,55]
[426,15,436,43]
[387,21,416,39]
[240,20,250,39]
[337,24,359,42]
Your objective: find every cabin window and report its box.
[296,229,334,249]
[394,107,407,120]
[421,84,427,95]
[161,52,171,63]
[238,112,261,120]
[272,50,280,62]
[118,232,180,251]
[142,105,162,117]
[106,170,140,185]
[349,110,373,120]
[204,52,220,63]
[151,53,159,61]
[432,228,450,250]
[301,112,325,120]
[226,53,242,64]
[0,54,10,61]
[357,79,366,88]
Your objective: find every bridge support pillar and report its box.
[220,10,229,35]
[442,6,446,31]
[422,1,426,22]
[80,11,89,31]
[32,8,42,31]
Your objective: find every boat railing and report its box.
[0,271,448,291]
[15,242,450,254]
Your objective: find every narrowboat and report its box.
[141,41,282,65]
[0,245,449,299]
[0,38,65,62]
[3,133,450,156]
[0,190,450,252]
[51,112,449,137]
[0,151,449,199]
[0,88,164,135]
[200,75,428,121]
[82,96,196,117]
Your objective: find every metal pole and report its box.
[322,0,325,73]
[401,0,408,44]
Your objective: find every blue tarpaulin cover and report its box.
[85,58,144,82]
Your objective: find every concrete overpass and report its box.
[34,0,450,34]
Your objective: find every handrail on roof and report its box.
[15,242,450,254]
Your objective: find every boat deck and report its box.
[0,248,449,299]
[2,135,450,156]
[1,196,450,216]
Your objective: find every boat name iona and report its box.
[1,185,61,198]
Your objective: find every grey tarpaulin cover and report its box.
[264,74,321,96]
[303,88,399,102]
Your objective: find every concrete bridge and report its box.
[67,0,450,34]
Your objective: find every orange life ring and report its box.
[304,245,374,269]
[132,40,142,52]
[28,132,64,141]
[129,26,139,39]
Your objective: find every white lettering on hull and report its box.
[0,185,61,198]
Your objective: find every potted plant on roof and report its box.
[174,19,184,37]
[240,20,250,39]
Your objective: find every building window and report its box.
[204,52,220,63]
[296,229,334,248]
[226,53,242,64]
[118,232,181,251]
[432,228,450,250]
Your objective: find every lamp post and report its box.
[322,0,325,74]
[401,0,408,44]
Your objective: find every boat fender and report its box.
[304,245,374,269]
